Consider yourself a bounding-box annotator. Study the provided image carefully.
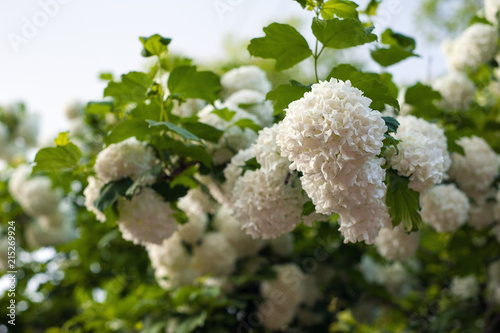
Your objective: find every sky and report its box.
[0,0,446,140]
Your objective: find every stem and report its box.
[313,7,324,83]
[157,55,168,122]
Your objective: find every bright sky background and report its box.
[0,0,446,140]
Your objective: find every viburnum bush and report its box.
[2,0,500,332]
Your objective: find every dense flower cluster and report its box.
[221,65,272,98]
[83,176,106,222]
[448,136,499,199]
[420,184,470,232]
[388,115,450,192]
[432,71,475,110]
[276,79,389,243]
[374,224,420,260]
[442,23,498,71]
[485,0,500,25]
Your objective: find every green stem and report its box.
[157,55,168,122]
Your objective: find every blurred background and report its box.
[0,0,470,140]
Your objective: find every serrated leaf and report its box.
[147,120,201,142]
[233,118,262,133]
[104,71,153,104]
[32,143,82,174]
[54,132,70,146]
[354,79,400,110]
[94,178,134,213]
[371,46,418,67]
[312,17,377,49]
[168,66,221,103]
[321,0,359,19]
[386,171,422,232]
[211,108,236,122]
[104,119,150,145]
[139,34,171,57]
[266,82,311,116]
[248,23,313,71]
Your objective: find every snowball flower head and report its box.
[225,89,274,127]
[277,78,387,189]
[485,0,500,25]
[442,23,498,71]
[448,136,499,198]
[468,195,497,229]
[251,123,291,178]
[260,264,305,309]
[421,184,470,232]
[374,224,420,261]
[117,187,178,245]
[221,65,271,98]
[192,232,237,276]
[83,176,106,222]
[450,275,479,300]
[223,148,252,198]
[432,71,475,110]
[389,115,450,192]
[94,137,159,185]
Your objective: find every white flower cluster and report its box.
[94,137,159,185]
[8,165,75,248]
[442,23,498,71]
[432,71,475,110]
[485,0,500,25]
[468,195,497,229]
[258,264,306,331]
[232,124,305,239]
[374,224,420,261]
[221,65,272,98]
[276,79,389,244]
[83,176,106,222]
[448,136,499,199]
[388,115,450,192]
[117,187,178,246]
[450,275,479,300]
[171,98,206,118]
[420,184,470,232]
[223,148,252,198]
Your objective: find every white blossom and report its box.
[485,0,500,25]
[448,136,499,198]
[94,137,159,185]
[251,123,291,178]
[83,176,106,222]
[442,23,498,71]
[450,275,479,300]
[432,71,475,110]
[225,89,274,127]
[117,187,177,245]
[421,184,470,232]
[221,65,271,98]
[171,98,205,118]
[468,194,497,229]
[374,224,420,261]
[223,148,252,198]
[192,232,237,276]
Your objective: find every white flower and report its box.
[432,71,475,110]
[15,114,39,147]
[450,275,479,300]
[389,115,450,192]
[259,300,297,331]
[83,176,106,222]
[384,262,413,296]
[358,255,385,285]
[117,187,178,245]
[468,194,497,229]
[171,98,205,118]
[223,148,252,198]
[232,169,303,239]
[448,136,499,198]
[94,137,159,185]
[225,89,274,127]
[485,0,500,25]
[213,205,266,258]
[374,224,420,260]
[251,123,291,178]
[421,184,470,232]
[442,23,498,71]
[221,65,271,98]
[192,232,237,276]
[277,79,387,189]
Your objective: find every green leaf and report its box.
[152,182,190,202]
[311,17,377,49]
[321,0,359,19]
[130,101,161,121]
[176,312,207,333]
[87,101,113,115]
[354,79,400,110]
[404,82,441,119]
[248,23,313,71]
[139,34,171,57]
[302,201,316,216]
[381,29,416,50]
[104,119,150,145]
[161,140,213,168]
[364,0,381,15]
[179,120,224,143]
[382,116,400,133]
[211,108,236,122]
[385,171,422,232]
[371,46,418,67]
[266,81,311,116]
[233,118,262,133]
[99,72,113,81]
[147,120,201,142]
[32,143,82,174]
[54,132,70,146]
[104,71,153,104]
[94,178,134,213]
[240,157,261,175]
[168,66,221,103]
